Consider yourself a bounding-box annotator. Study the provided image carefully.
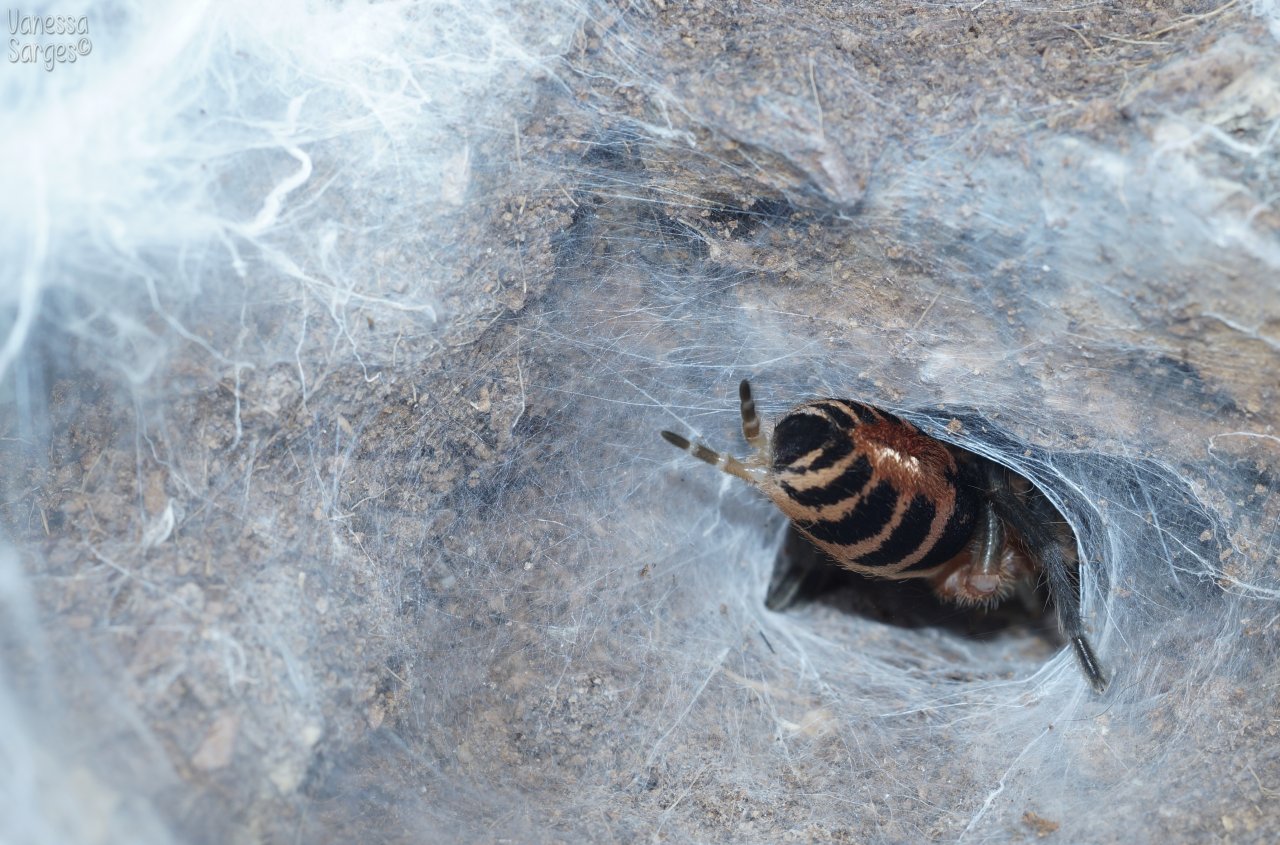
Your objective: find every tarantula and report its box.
[662,380,1106,692]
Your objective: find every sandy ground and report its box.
[3,2,1279,843]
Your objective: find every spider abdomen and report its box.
[764,400,979,579]
[660,380,1107,691]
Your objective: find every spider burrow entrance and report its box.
[661,379,1108,693]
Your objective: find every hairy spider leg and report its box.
[930,496,1030,607]
[981,462,1108,693]
[970,501,1006,590]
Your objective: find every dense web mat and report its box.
[2,2,1278,842]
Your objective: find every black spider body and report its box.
[661,380,1107,692]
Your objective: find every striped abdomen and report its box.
[762,400,978,579]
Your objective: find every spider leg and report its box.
[980,460,1109,693]
[970,500,1007,591]
[660,430,759,485]
[929,500,1024,606]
